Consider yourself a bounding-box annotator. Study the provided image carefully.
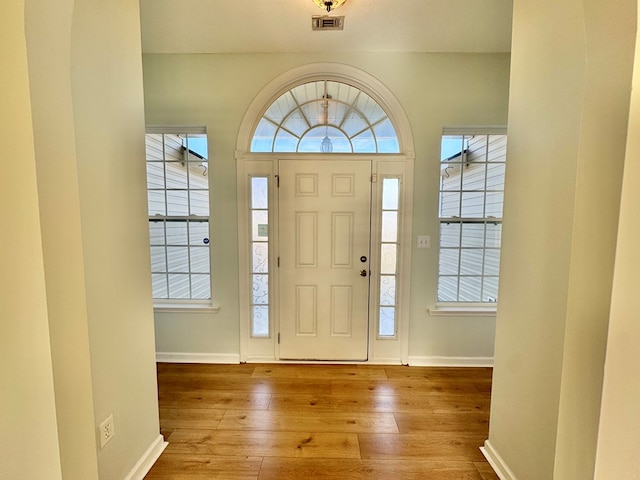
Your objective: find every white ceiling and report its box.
[139,0,513,54]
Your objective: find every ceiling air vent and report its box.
[312,15,344,30]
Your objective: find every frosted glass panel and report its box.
[252,243,269,273]
[252,274,269,304]
[252,306,269,336]
[380,244,397,274]
[251,177,268,209]
[380,276,396,306]
[379,307,395,337]
[382,178,399,210]
[381,212,398,242]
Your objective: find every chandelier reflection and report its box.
[311,0,348,13]
[321,94,333,153]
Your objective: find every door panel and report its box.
[279,160,371,360]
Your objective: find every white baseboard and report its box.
[407,355,494,367]
[123,434,168,480]
[480,440,518,480]
[156,352,241,364]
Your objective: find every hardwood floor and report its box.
[145,363,499,480]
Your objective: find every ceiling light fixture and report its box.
[312,0,347,13]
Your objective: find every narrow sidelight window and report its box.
[250,176,270,336]
[378,176,401,337]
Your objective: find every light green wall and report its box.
[25,0,99,477]
[4,0,162,479]
[0,1,63,478]
[594,8,640,476]
[143,52,510,360]
[488,0,636,479]
[70,0,161,478]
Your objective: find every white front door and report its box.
[278,159,372,360]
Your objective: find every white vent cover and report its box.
[312,15,345,30]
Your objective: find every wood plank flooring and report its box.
[145,363,499,480]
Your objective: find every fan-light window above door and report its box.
[250,81,400,154]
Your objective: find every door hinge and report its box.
[275,174,280,188]
[371,173,377,183]
[277,256,280,267]
[277,333,280,344]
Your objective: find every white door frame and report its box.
[236,64,415,364]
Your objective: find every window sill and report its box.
[153,302,220,314]
[427,303,497,317]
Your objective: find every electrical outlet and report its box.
[98,414,115,448]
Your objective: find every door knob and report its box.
[360,269,368,277]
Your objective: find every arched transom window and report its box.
[251,80,400,154]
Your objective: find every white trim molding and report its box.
[427,304,497,317]
[153,303,220,314]
[123,434,167,480]
[408,356,494,367]
[480,440,519,480]
[156,352,240,364]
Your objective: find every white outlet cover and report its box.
[417,235,431,248]
[99,414,115,448]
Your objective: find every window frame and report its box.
[145,126,216,310]
[434,127,507,313]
